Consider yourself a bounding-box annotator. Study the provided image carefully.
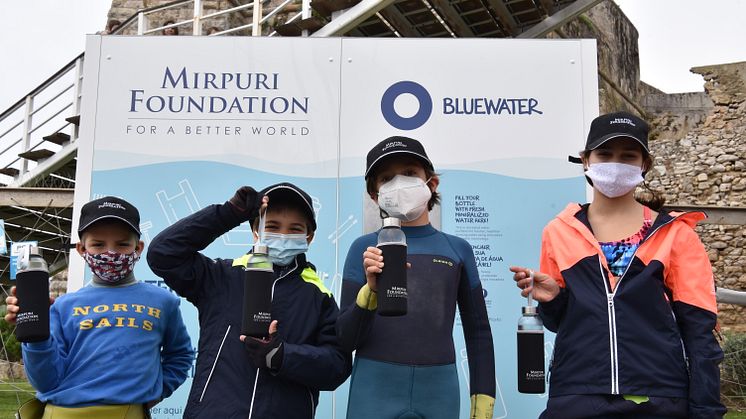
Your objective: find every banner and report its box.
[74,35,598,418]
[0,220,6,255]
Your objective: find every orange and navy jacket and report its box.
[538,203,725,418]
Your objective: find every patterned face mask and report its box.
[83,250,140,283]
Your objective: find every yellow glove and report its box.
[470,394,495,419]
[356,284,377,310]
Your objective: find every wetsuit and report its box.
[337,224,495,419]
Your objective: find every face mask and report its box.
[83,250,139,283]
[378,175,432,222]
[585,162,644,198]
[263,232,309,266]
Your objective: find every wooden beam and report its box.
[427,0,475,37]
[666,205,746,225]
[484,0,518,36]
[517,0,602,38]
[0,188,74,208]
[537,0,553,15]
[379,7,421,36]
[312,0,397,36]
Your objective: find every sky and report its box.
[1,0,746,113]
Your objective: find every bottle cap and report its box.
[522,306,538,315]
[382,217,401,228]
[253,244,269,255]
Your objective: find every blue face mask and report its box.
[263,232,309,266]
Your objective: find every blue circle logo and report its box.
[380,81,433,130]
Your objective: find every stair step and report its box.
[65,115,80,126]
[18,149,55,162]
[275,16,327,36]
[43,132,71,146]
[311,0,361,16]
[0,167,20,177]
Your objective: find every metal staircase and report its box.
[0,0,602,281]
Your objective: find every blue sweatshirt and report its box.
[22,282,194,407]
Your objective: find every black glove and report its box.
[227,186,262,222]
[244,332,284,371]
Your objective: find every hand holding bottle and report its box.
[510,266,560,303]
[362,247,383,292]
[4,286,55,324]
[362,246,412,293]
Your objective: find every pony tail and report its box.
[635,180,666,212]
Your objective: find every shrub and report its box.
[722,332,746,410]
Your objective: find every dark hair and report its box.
[162,20,178,35]
[251,203,314,233]
[635,153,666,211]
[581,149,666,211]
[106,19,121,32]
[366,156,441,211]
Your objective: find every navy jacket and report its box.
[147,203,351,419]
[539,204,725,418]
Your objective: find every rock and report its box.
[716,154,739,163]
[710,241,729,250]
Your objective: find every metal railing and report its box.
[0,54,83,186]
[111,0,311,37]
[0,0,313,187]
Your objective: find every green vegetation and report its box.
[0,380,35,417]
[0,306,22,363]
[577,13,595,32]
[723,333,746,413]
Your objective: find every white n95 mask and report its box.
[585,162,644,198]
[378,175,432,222]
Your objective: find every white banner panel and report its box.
[73,35,598,419]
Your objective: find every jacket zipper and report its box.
[598,257,618,394]
[248,370,260,419]
[600,215,680,395]
[199,325,232,402]
[247,260,298,419]
[308,390,315,417]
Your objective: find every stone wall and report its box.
[107,0,257,36]
[644,62,746,330]
[550,0,643,115]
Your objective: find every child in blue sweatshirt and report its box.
[5,196,193,419]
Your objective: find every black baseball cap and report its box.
[365,136,434,179]
[569,111,649,163]
[78,196,141,237]
[260,182,317,232]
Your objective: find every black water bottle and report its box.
[517,305,546,393]
[241,244,275,338]
[15,246,50,343]
[377,217,407,316]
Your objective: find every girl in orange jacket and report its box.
[511,111,725,419]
